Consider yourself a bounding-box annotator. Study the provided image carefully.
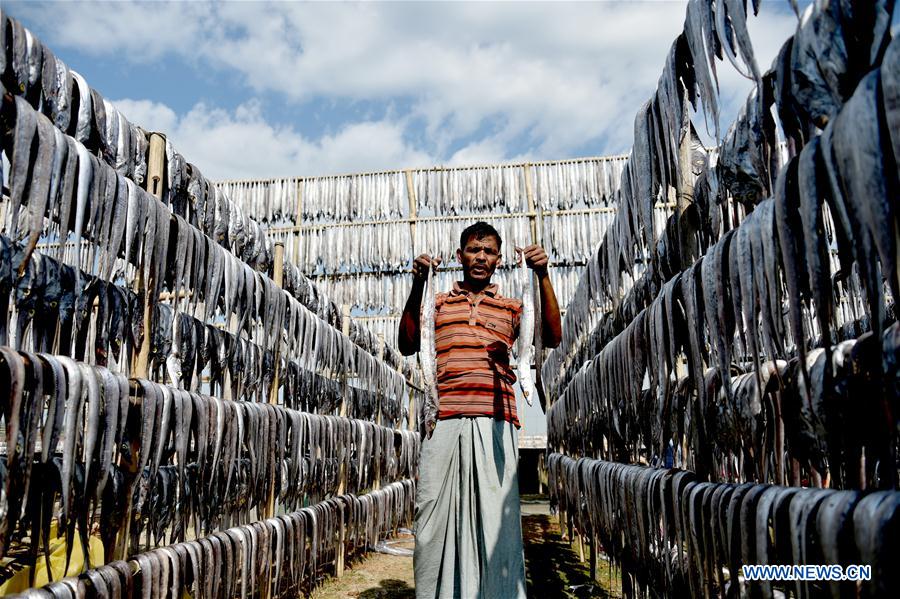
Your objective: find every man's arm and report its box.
[398,254,440,355]
[520,244,563,348]
[536,271,562,348]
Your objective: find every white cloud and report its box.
[110,98,435,180]
[12,1,801,171]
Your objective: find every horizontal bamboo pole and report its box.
[263,204,647,234]
[213,153,632,185]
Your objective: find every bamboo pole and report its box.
[374,333,385,492]
[262,204,639,234]
[260,243,285,599]
[113,132,166,562]
[213,153,631,185]
[336,303,352,576]
[404,169,417,251]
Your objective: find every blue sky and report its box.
[6,1,811,181]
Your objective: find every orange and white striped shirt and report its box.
[434,281,523,427]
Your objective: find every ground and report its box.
[309,497,621,598]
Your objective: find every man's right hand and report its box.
[412,254,442,282]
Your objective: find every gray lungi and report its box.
[414,416,527,599]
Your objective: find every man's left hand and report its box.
[516,244,550,275]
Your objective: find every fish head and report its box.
[13,249,44,309]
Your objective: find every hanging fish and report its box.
[517,249,536,406]
[419,267,438,439]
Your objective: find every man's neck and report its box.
[460,276,492,294]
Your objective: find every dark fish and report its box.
[8,96,37,242]
[796,138,836,349]
[38,353,66,464]
[54,355,83,572]
[19,115,57,271]
[881,36,900,171]
[774,157,808,364]
[0,237,13,346]
[853,491,900,598]
[0,348,25,557]
[70,71,92,143]
[832,69,898,318]
[723,0,760,81]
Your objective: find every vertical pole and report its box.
[114,132,166,562]
[265,242,285,508]
[374,333,385,492]
[589,534,597,581]
[336,304,351,577]
[261,243,285,599]
[132,133,166,378]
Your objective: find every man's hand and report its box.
[412,254,442,282]
[515,244,550,276]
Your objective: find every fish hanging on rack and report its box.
[419,267,438,439]
[517,249,536,406]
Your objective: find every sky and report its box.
[6,0,812,182]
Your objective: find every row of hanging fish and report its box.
[220,157,629,232]
[1,91,413,416]
[0,346,419,574]
[414,164,528,216]
[531,157,628,211]
[1,10,275,274]
[547,454,900,599]
[13,480,416,599]
[548,321,900,490]
[544,0,897,400]
[0,12,149,185]
[279,259,410,378]
[548,33,900,409]
[215,177,300,228]
[0,13,416,401]
[0,226,408,424]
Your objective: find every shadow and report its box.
[357,578,416,598]
[522,514,616,598]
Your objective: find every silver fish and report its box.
[517,250,535,405]
[419,267,438,439]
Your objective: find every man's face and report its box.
[457,234,502,282]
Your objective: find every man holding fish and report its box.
[399,221,562,599]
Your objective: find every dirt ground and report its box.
[309,499,620,598]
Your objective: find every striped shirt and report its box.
[434,281,523,427]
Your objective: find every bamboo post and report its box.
[113,132,166,562]
[132,133,166,377]
[265,243,285,506]
[336,304,351,576]
[374,333,385,491]
[259,243,285,599]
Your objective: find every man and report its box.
[399,221,562,598]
